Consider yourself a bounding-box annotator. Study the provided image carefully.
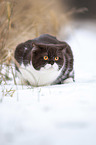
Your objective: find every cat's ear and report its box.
[32,42,46,50]
[32,43,39,51]
[57,43,69,52]
[57,45,66,52]
[32,43,37,48]
[32,42,38,47]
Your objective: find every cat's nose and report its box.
[48,61,54,65]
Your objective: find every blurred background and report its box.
[63,0,96,19]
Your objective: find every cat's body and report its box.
[14,34,74,86]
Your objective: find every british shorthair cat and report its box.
[14,34,74,86]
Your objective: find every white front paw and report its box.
[63,78,74,83]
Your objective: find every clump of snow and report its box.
[0,22,96,145]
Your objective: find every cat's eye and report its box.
[55,56,59,61]
[44,56,48,60]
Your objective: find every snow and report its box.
[0,21,96,145]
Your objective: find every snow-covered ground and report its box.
[0,21,96,145]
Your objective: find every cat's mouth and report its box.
[44,63,58,70]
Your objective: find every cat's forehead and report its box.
[47,45,62,54]
[46,47,56,55]
[40,48,57,56]
[45,46,63,57]
[33,43,62,55]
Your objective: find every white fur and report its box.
[69,70,74,76]
[18,63,62,87]
[63,78,73,83]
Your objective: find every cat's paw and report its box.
[63,78,74,83]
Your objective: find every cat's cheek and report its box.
[44,64,52,69]
[53,63,59,70]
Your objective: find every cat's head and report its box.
[31,43,65,71]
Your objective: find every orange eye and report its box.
[44,56,48,60]
[55,56,59,61]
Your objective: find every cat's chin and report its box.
[41,63,59,71]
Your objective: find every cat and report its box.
[14,34,74,86]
